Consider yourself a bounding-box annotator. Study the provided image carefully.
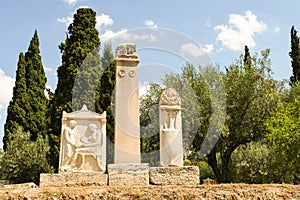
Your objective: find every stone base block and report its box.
[39,172,108,187]
[149,166,199,185]
[108,163,149,186]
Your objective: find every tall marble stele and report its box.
[114,44,141,163]
[159,88,183,167]
[58,105,107,173]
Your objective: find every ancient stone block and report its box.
[108,163,149,186]
[39,172,108,187]
[149,166,199,185]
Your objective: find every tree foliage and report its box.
[4,30,47,150]
[207,48,280,183]
[49,8,101,168]
[266,83,300,183]
[0,127,53,184]
[229,141,275,183]
[289,26,300,84]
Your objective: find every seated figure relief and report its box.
[59,105,106,173]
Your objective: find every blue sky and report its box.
[0,0,298,147]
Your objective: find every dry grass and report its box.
[0,184,299,199]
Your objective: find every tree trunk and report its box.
[207,150,221,183]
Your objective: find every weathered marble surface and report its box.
[40,172,108,187]
[59,105,107,173]
[108,163,149,186]
[114,44,141,164]
[149,166,199,185]
[159,88,183,167]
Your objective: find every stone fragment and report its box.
[203,178,216,185]
[108,163,149,186]
[149,166,199,185]
[3,182,38,188]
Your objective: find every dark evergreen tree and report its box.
[25,30,48,140]
[49,8,101,168]
[289,26,300,84]
[95,41,115,164]
[243,45,251,68]
[3,30,47,149]
[3,53,28,150]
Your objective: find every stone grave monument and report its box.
[58,105,107,173]
[113,43,141,164]
[108,43,149,186]
[40,105,108,187]
[159,88,183,167]
[149,88,199,185]
[40,43,199,188]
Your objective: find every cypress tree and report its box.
[49,8,101,167]
[25,30,48,140]
[3,30,47,149]
[289,26,300,84]
[3,53,28,150]
[243,45,251,68]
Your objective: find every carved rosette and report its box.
[159,88,181,106]
[115,43,138,59]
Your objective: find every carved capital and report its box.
[159,88,181,106]
[115,43,138,59]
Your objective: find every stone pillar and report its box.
[159,88,183,167]
[114,44,141,163]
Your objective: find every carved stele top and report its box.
[159,88,181,105]
[115,43,138,59]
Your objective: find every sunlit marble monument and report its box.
[159,88,183,167]
[58,105,107,173]
[40,43,199,187]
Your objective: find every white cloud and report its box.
[63,0,80,6]
[100,29,128,41]
[145,20,158,30]
[100,29,157,42]
[44,85,54,100]
[0,69,14,110]
[58,12,114,30]
[274,25,281,33]
[57,16,73,26]
[139,82,151,98]
[214,10,267,51]
[181,42,214,57]
[96,14,114,30]
[44,66,53,72]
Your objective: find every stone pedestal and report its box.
[39,172,108,187]
[108,163,149,186]
[149,166,199,185]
